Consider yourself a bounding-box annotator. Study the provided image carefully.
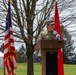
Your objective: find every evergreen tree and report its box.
[70,51,76,64]
[17,45,27,62]
[73,53,76,64]
[0,44,4,53]
[61,26,75,63]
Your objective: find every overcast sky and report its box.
[0,0,76,50]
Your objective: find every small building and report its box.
[0,52,3,68]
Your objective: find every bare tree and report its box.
[0,0,76,75]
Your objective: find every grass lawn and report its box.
[64,64,76,75]
[0,63,76,75]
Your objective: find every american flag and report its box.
[4,0,17,75]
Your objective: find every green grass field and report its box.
[0,63,76,75]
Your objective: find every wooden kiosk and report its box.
[35,40,64,75]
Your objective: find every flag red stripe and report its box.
[4,43,9,49]
[4,34,9,40]
[4,52,9,59]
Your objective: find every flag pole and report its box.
[8,0,14,74]
[11,54,14,75]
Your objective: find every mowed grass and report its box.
[64,64,76,75]
[0,63,76,75]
